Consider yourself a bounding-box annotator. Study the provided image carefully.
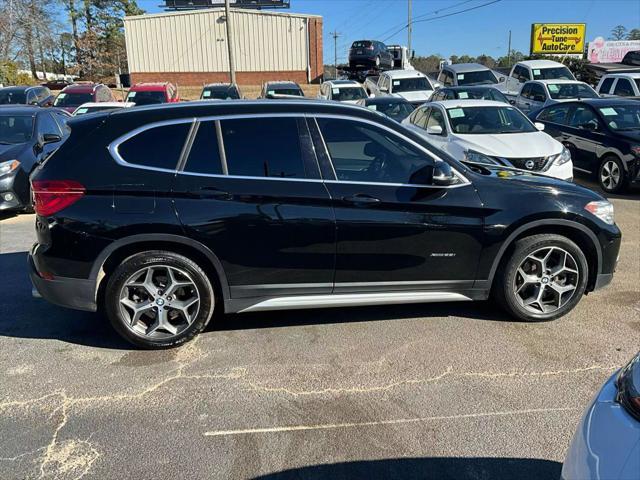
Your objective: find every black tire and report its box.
[493,234,588,322]
[598,155,627,194]
[105,250,215,349]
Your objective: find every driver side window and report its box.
[317,118,434,185]
[568,106,599,129]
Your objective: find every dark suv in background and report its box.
[349,40,394,70]
[30,101,621,348]
[0,86,55,107]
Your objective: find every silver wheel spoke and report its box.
[119,264,202,339]
[513,246,580,315]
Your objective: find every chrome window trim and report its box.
[107,112,470,187]
[108,117,196,174]
[310,113,470,188]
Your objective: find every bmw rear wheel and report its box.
[105,251,215,348]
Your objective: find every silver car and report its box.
[562,351,640,479]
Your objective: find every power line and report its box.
[374,0,477,40]
[382,0,502,43]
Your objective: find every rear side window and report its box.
[221,117,306,178]
[38,113,61,136]
[184,121,222,175]
[599,77,615,94]
[118,123,191,170]
[613,78,634,96]
[537,104,571,124]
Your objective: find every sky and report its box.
[134,0,640,62]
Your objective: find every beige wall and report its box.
[124,9,317,75]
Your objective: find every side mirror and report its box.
[411,49,416,59]
[582,121,599,131]
[534,122,545,131]
[432,162,457,186]
[426,125,443,135]
[509,99,516,105]
[368,93,375,98]
[499,77,506,83]
[42,133,62,145]
[380,86,388,93]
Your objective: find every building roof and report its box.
[124,7,321,22]
[444,63,491,73]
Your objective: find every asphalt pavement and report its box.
[0,176,638,480]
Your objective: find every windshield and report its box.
[392,77,432,92]
[455,88,509,103]
[54,92,92,107]
[74,106,121,115]
[455,70,498,86]
[0,90,27,104]
[547,83,598,99]
[332,87,367,101]
[127,91,166,105]
[446,106,536,134]
[598,104,640,131]
[0,115,33,144]
[202,87,240,100]
[532,66,574,80]
[367,101,414,121]
[268,88,303,97]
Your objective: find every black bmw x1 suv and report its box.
[29,100,621,348]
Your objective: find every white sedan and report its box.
[402,100,573,181]
[72,102,135,116]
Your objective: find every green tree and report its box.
[610,25,627,40]
[627,28,640,40]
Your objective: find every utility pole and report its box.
[407,0,412,54]
[507,30,512,67]
[224,0,237,84]
[332,30,341,79]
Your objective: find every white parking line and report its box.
[203,406,579,437]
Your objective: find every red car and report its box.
[53,83,115,113]
[125,82,180,106]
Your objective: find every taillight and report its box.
[32,180,85,216]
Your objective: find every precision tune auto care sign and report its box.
[530,23,586,55]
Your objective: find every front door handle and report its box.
[343,194,381,204]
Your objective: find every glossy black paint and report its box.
[0,106,70,211]
[348,40,394,70]
[29,100,621,313]
[530,99,640,186]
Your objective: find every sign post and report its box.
[530,23,586,56]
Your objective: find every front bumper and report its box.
[562,372,640,480]
[29,248,97,312]
[0,168,29,211]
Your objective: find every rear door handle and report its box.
[199,186,232,200]
[343,194,381,204]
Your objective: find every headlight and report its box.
[0,160,20,176]
[464,150,499,165]
[617,352,640,421]
[584,200,615,225]
[552,146,571,166]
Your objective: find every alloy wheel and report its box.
[513,247,579,315]
[600,160,621,191]
[118,265,201,339]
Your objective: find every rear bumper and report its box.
[29,250,97,312]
